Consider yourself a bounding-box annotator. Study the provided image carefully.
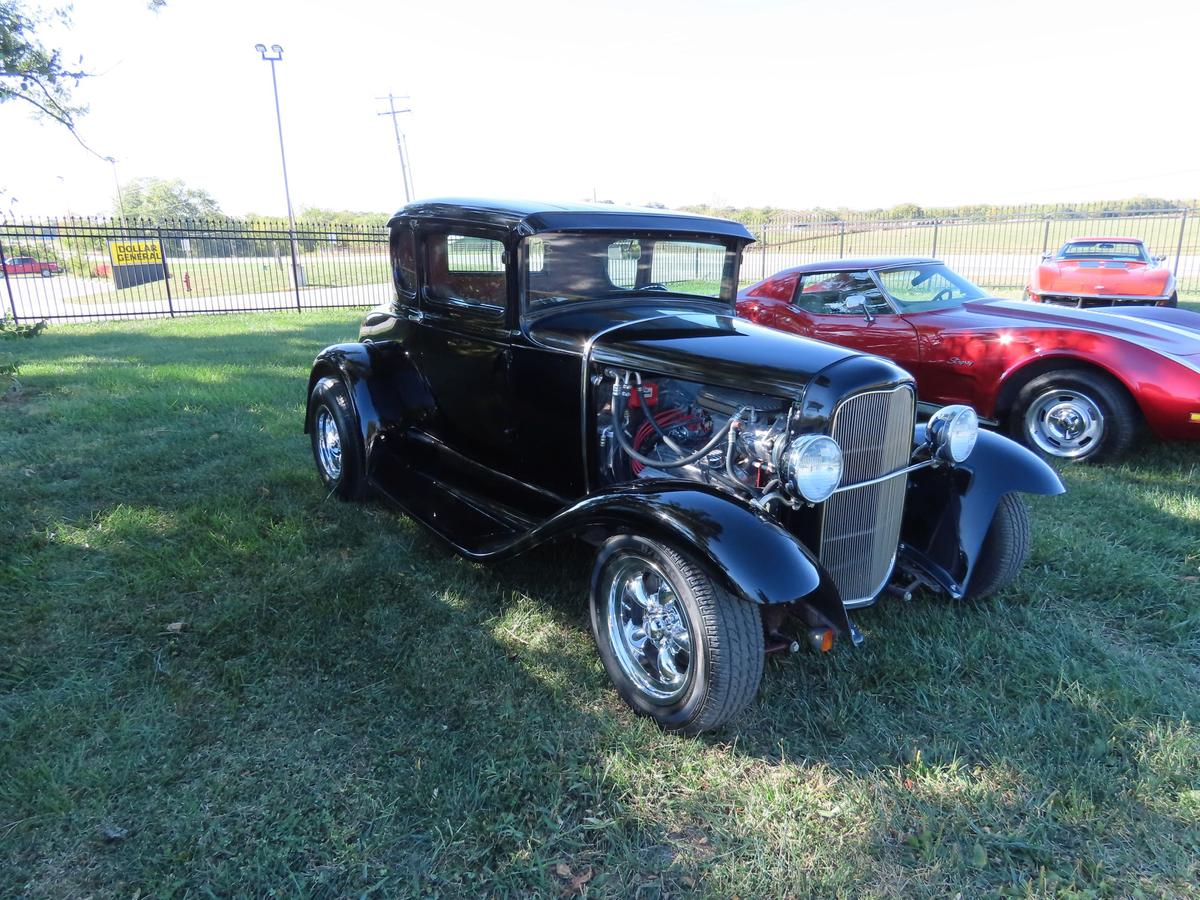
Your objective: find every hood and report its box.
[1033,259,1170,296]
[529,303,911,398]
[921,300,1200,359]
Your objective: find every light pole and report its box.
[105,157,126,223]
[254,42,304,303]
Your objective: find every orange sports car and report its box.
[1025,237,1177,308]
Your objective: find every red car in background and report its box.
[737,258,1200,462]
[1025,237,1177,308]
[2,255,61,277]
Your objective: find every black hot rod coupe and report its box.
[305,199,1064,734]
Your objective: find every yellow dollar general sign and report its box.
[108,240,167,289]
[109,241,164,266]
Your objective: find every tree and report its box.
[116,177,224,222]
[0,1,87,133]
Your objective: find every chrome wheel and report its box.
[315,407,343,480]
[1024,388,1104,459]
[604,555,694,702]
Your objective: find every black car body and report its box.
[304,199,1064,733]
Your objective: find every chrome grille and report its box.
[819,385,915,607]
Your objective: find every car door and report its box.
[405,226,517,470]
[787,270,921,368]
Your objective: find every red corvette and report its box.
[1025,237,1176,308]
[737,258,1200,462]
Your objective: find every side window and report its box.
[794,271,890,316]
[424,232,507,308]
[390,227,417,299]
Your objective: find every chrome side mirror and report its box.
[844,293,875,322]
[1154,255,1167,263]
[1040,252,1053,261]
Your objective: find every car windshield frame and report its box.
[872,262,990,312]
[1056,240,1150,263]
[520,230,741,316]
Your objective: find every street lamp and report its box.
[254,42,304,296]
[105,156,126,223]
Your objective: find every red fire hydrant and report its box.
[183,272,192,292]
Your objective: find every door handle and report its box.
[405,308,424,323]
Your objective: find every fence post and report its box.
[1041,218,1051,256]
[930,221,939,258]
[157,227,175,317]
[0,235,20,324]
[760,222,767,280]
[1173,209,1188,276]
[289,225,302,312]
[838,221,846,259]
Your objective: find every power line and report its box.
[376,93,414,203]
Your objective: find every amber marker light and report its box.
[1190,413,1200,423]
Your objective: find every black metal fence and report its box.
[0,217,390,323]
[740,203,1199,299]
[3,204,1198,323]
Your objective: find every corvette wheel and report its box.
[590,536,763,735]
[309,377,365,499]
[1011,371,1139,463]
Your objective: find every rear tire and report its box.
[40,268,52,278]
[590,536,763,734]
[1009,370,1139,463]
[965,493,1031,600]
[309,377,365,500]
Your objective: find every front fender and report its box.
[475,482,849,634]
[900,426,1064,597]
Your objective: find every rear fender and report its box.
[304,342,432,459]
[900,426,1064,597]
[486,482,850,634]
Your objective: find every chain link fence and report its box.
[3,204,1197,323]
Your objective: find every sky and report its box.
[2,0,1199,218]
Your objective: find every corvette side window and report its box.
[794,271,890,316]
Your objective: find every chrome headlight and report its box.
[927,404,978,462]
[784,434,843,503]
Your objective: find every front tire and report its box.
[309,377,365,500]
[1009,370,1139,463]
[40,268,53,278]
[590,536,763,735]
[965,493,1031,600]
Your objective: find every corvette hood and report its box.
[1032,260,1170,296]
[919,300,1200,358]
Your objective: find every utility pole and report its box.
[255,43,304,303]
[376,93,414,203]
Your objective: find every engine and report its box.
[595,368,807,508]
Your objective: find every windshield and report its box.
[874,263,989,311]
[524,232,737,311]
[1057,240,1149,262]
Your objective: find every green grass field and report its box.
[65,255,389,305]
[2,311,1198,897]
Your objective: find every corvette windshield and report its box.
[1058,240,1148,262]
[524,232,736,310]
[875,263,989,311]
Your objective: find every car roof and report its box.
[1063,236,1145,244]
[772,257,941,276]
[387,197,755,241]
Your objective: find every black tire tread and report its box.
[659,545,764,735]
[966,493,1031,600]
[309,377,365,501]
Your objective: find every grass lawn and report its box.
[2,311,1198,897]
[65,256,390,305]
